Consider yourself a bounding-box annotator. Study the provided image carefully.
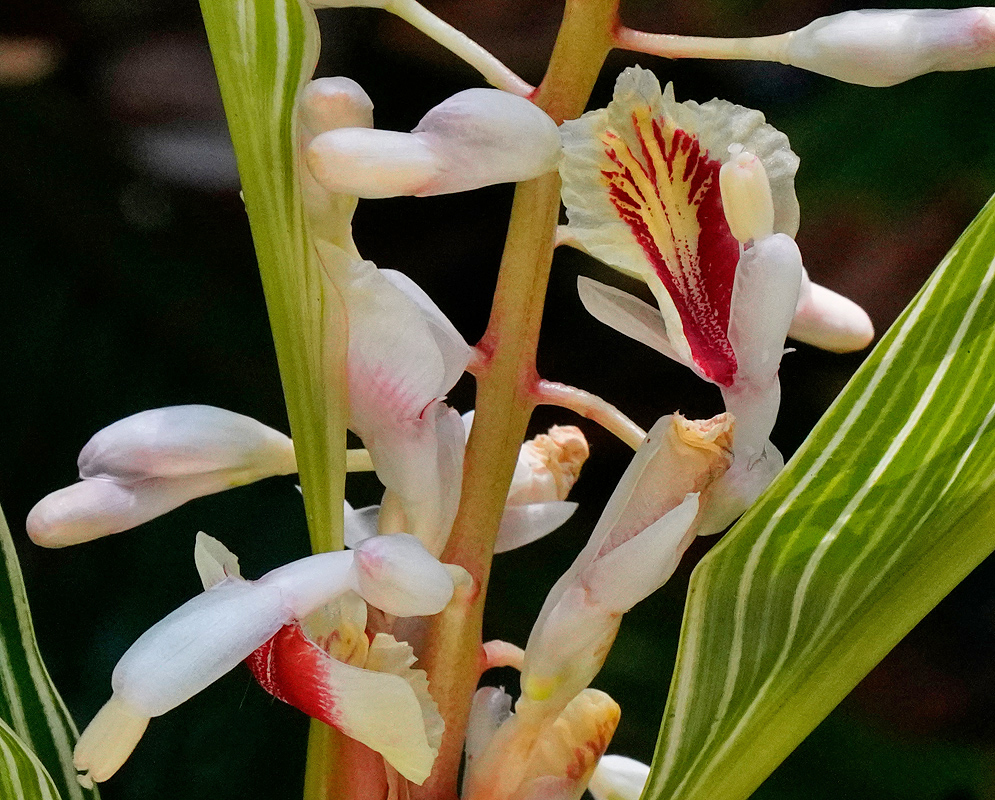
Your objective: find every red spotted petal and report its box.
[600,108,740,386]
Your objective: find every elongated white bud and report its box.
[27,406,296,547]
[719,146,775,244]
[781,8,995,87]
[588,755,650,800]
[78,405,295,482]
[789,269,874,352]
[307,88,560,198]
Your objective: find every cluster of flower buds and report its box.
[461,413,733,800]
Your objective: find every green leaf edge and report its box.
[198,0,347,553]
[0,718,63,800]
[644,193,995,800]
[0,505,95,800]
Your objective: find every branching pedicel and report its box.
[24,2,995,799]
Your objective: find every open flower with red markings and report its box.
[560,67,872,529]
[73,532,458,788]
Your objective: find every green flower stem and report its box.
[411,3,619,798]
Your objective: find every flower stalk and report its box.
[411,1,619,797]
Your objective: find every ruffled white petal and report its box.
[789,270,874,353]
[781,8,995,88]
[588,755,650,800]
[559,66,800,287]
[576,276,683,364]
[495,502,578,554]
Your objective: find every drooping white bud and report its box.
[307,127,440,199]
[306,88,560,199]
[719,145,775,244]
[411,88,561,194]
[587,754,650,800]
[27,406,297,547]
[781,8,995,87]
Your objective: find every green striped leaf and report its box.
[645,193,995,800]
[0,506,92,800]
[0,718,62,800]
[199,0,347,552]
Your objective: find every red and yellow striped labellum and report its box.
[601,107,740,386]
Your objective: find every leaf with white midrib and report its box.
[0,505,93,799]
[645,194,995,800]
[0,718,62,800]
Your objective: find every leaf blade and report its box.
[0,506,94,800]
[645,194,995,800]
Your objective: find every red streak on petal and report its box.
[600,110,740,386]
[246,624,343,729]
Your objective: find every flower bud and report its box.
[73,696,150,788]
[719,145,775,244]
[299,77,374,138]
[781,8,995,87]
[507,425,589,505]
[351,533,456,616]
[306,88,560,198]
[588,754,650,800]
[789,270,874,352]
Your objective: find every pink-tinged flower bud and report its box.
[351,533,456,617]
[27,406,296,548]
[299,77,374,139]
[789,269,874,352]
[780,8,995,87]
[521,414,733,716]
[588,755,650,800]
[307,88,560,198]
[719,145,775,244]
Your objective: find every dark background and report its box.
[2,0,995,798]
